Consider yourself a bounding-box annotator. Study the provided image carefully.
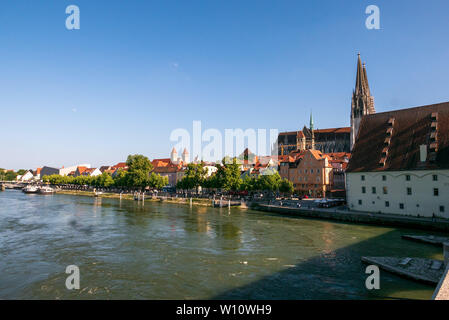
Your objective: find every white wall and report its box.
[347,170,449,219]
[60,164,91,176]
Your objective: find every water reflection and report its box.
[0,190,442,300]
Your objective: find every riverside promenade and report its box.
[254,203,449,232]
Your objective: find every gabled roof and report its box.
[99,166,111,173]
[347,102,449,172]
[152,158,172,168]
[112,162,127,169]
[76,166,88,174]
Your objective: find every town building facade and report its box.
[346,102,449,218]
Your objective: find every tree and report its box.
[126,154,153,189]
[17,169,27,176]
[279,178,294,195]
[256,171,281,191]
[224,158,242,191]
[240,176,257,191]
[96,172,114,187]
[178,162,208,192]
[126,154,153,172]
[209,158,242,191]
[148,173,168,190]
[113,169,129,187]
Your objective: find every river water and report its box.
[0,189,442,299]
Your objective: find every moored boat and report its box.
[22,185,39,194]
[38,186,55,195]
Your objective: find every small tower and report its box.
[170,147,178,163]
[310,112,315,150]
[350,53,375,150]
[182,148,190,164]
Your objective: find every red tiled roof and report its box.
[152,158,172,168]
[315,127,350,134]
[112,162,127,169]
[347,102,449,172]
[77,166,88,174]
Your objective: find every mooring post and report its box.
[190,197,192,207]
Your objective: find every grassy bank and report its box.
[55,189,214,207]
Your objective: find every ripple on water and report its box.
[0,190,441,300]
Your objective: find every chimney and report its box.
[419,145,427,162]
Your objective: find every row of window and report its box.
[361,174,439,181]
[293,184,322,188]
[294,168,321,174]
[293,177,321,182]
[357,199,445,213]
[361,186,440,196]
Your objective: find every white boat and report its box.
[23,185,39,194]
[38,186,55,195]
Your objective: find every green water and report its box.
[0,189,442,299]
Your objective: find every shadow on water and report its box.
[1,190,442,300]
[212,227,440,300]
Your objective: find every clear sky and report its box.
[1,0,449,170]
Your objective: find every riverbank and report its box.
[57,189,449,232]
[254,204,449,233]
[55,189,214,206]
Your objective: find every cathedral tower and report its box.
[170,147,178,163]
[310,112,315,150]
[350,53,375,150]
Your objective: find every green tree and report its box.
[279,178,294,195]
[126,154,153,172]
[256,171,281,191]
[148,173,168,190]
[17,169,27,176]
[240,176,257,191]
[113,169,128,187]
[178,162,208,192]
[96,172,114,187]
[126,154,153,189]
[224,158,242,191]
[4,171,18,181]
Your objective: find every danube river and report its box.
[0,189,441,299]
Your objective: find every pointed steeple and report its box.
[362,62,371,96]
[309,112,315,150]
[309,112,314,131]
[350,53,375,150]
[354,53,365,95]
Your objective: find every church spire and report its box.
[350,53,375,150]
[309,112,314,131]
[355,53,365,95]
[309,111,315,150]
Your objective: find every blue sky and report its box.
[1,0,449,169]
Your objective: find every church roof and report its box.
[347,102,449,172]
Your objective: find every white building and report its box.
[19,170,34,181]
[346,102,449,218]
[60,164,91,176]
